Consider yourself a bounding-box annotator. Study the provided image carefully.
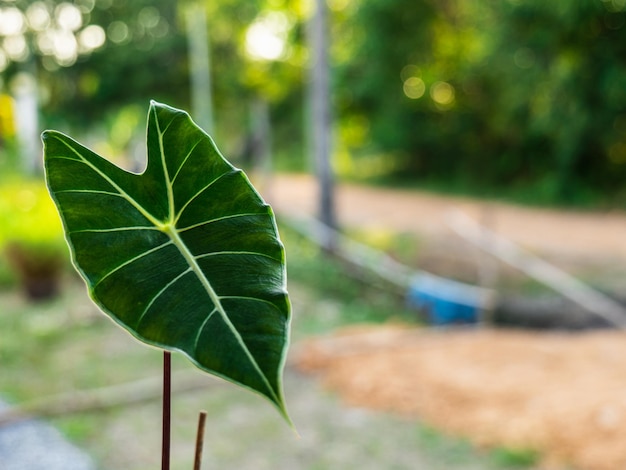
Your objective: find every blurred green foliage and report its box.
[0,179,64,246]
[338,0,626,205]
[278,220,416,337]
[3,0,626,206]
[0,139,20,177]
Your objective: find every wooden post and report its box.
[250,98,272,199]
[186,3,213,134]
[12,71,41,174]
[162,351,172,470]
[308,0,337,238]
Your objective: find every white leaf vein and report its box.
[135,267,193,329]
[55,189,120,197]
[177,212,264,232]
[195,250,280,262]
[193,306,219,353]
[171,139,203,185]
[218,295,284,310]
[154,107,175,222]
[93,240,174,288]
[70,227,160,234]
[173,171,234,225]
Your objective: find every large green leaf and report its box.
[42,101,291,420]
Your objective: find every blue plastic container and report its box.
[407,273,494,325]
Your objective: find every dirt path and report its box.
[293,325,626,470]
[271,174,626,470]
[268,173,626,263]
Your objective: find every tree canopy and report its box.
[336,0,626,205]
[3,0,626,206]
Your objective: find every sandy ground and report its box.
[268,173,626,264]
[272,174,626,470]
[293,326,626,470]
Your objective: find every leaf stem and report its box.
[193,410,208,470]
[162,351,172,470]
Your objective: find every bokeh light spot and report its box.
[55,3,83,32]
[3,35,29,62]
[108,21,130,44]
[430,81,455,106]
[0,7,26,35]
[400,64,420,82]
[52,29,78,66]
[26,2,51,32]
[245,11,292,61]
[403,77,426,99]
[138,6,160,29]
[78,24,105,51]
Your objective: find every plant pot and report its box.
[5,242,63,301]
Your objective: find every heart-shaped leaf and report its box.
[42,101,291,420]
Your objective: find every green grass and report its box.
[490,447,540,468]
[0,228,543,470]
[415,426,482,465]
[416,427,541,469]
[279,221,417,339]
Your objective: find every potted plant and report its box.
[0,180,66,300]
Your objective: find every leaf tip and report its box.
[272,402,297,434]
[41,129,62,150]
[272,392,296,431]
[148,99,165,115]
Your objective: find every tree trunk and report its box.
[186,3,213,134]
[308,0,337,237]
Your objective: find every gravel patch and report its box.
[0,399,95,470]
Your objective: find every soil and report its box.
[268,174,626,264]
[293,326,626,470]
[272,174,626,470]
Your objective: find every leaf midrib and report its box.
[155,113,278,402]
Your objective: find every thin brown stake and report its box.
[194,410,208,470]
[162,351,172,470]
